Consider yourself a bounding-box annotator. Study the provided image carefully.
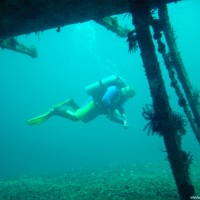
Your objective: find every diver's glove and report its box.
[122,114,128,129]
[123,121,128,129]
[108,113,128,129]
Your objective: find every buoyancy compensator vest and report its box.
[85,75,126,101]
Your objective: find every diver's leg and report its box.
[52,99,75,109]
[27,99,79,126]
[27,108,79,125]
[68,99,80,111]
[52,99,80,111]
[74,101,95,120]
[53,110,79,121]
[27,99,94,125]
[53,100,97,122]
[53,100,96,122]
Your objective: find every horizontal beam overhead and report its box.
[0,0,180,39]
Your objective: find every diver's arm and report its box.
[121,113,128,129]
[109,109,128,129]
[117,105,128,129]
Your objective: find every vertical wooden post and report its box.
[158,4,200,143]
[129,1,194,199]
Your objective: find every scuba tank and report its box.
[85,75,126,97]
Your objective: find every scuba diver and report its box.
[27,75,135,129]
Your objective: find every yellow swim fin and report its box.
[27,99,73,126]
[27,109,54,126]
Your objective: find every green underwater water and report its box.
[0,160,199,200]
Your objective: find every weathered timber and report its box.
[129,1,194,199]
[0,0,180,39]
[0,38,37,58]
[94,17,130,38]
[150,16,200,144]
[158,4,200,144]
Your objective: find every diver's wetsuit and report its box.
[82,86,125,122]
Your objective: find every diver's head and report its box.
[121,86,135,99]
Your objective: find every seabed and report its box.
[0,160,199,200]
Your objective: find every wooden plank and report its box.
[0,0,180,39]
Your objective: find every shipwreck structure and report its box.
[1,0,199,199]
[0,38,37,57]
